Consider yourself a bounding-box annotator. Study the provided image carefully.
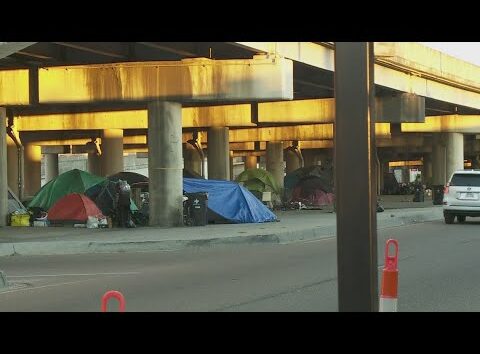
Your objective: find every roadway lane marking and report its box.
[0,279,93,295]
[7,272,140,278]
[214,276,338,311]
[300,236,336,243]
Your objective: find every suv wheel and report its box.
[444,214,455,224]
[457,215,466,223]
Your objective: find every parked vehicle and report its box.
[443,170,480,224]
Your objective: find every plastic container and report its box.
[11,213,31,227]
[185,192,208,226]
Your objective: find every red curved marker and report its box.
[101,290,126,312]
[380,239,399,312]
[384,239,399,272]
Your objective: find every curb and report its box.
[0,208,443,257]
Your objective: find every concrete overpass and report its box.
[2,42,480,227]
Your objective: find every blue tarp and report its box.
[183,178,277,224]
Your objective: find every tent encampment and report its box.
[28,169,106,211]
[284,165,333,193]
[235,168,280,197]
[47,193,104,223]
[290,177,335,207]
[184,178,277,224]
[285,166,334,207]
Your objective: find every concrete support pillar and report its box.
[207,127,230,180]
[379,161,389,194]
[44,154,59,183]
[148,101,183,227]
[184,144,203,176]
[24,144,41,199]
[87,153,102,176]
[446,132,464,182]
[423,154,433,185]
[229,151,234,180]
[285,148,303,173]
[6,135,20,196]
[245,155,258,170]
[432,134,447,185]
[266,141,284,190]
[401,167,410,184]
[0,108,8,226]
[376,156,381,195]
[432,133,464,186]
[101,129,123,176]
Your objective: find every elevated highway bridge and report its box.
[1,42,480,226]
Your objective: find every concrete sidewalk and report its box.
[0,204,444,257]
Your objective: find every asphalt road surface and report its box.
[1,218,480,311]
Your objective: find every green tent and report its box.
[28,169,106,210]
[236,168,280,195]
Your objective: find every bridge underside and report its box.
[2,42,480,227]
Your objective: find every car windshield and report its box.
[450,174,480,187]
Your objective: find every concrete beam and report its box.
[13,98,415,131]
[0,42,37,59]
[298,140,333,149]
[20,122,390,148]
[376,135,424,147]
[402,115,480,133]
[0,69,29,105]
[41,146,71,154]
[236,42,480,110]
[232,151,265,157]
[15,104,256,131]
[389,160,423,167]
[258,98,334,124]
[379,144,432,154]
[228,123,390,142]
[36,56,293,103]
[22,133,147,146]
[375,93,425,123]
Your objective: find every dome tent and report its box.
[47,193,104,224]
[285,165,334,208]
[235,168,280,200]
[28,169,106,211]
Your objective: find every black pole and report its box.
[334,42,378,312]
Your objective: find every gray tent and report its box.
[8,188,27,214]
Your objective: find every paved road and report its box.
[1,218,480,311]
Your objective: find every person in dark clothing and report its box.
[116,180,133,228]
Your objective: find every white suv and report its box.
[443,170,480,224]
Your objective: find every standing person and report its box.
[116,180,132,228]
